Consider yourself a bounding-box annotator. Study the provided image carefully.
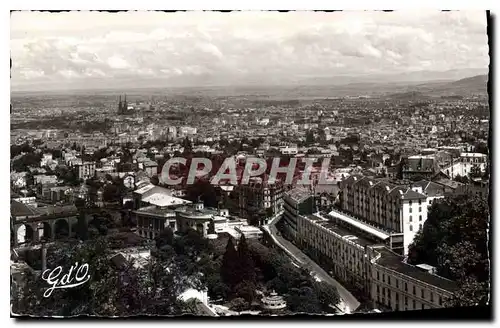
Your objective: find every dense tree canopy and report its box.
[408,193,490,306]
[12,238,194,316]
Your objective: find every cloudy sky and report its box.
[11,10,489,91]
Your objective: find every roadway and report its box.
[263,214,360,313]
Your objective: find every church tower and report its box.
[118,95,123,115]
[123,94,128,114]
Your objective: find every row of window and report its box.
[375,273,442,305]
[408,215,423,222]
[408,207,422,213]
[409,224,423,232]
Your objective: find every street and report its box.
[263,216,360,313]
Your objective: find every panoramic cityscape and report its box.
[10,11,490,318]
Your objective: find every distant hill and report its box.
[386,91,430,101]
[383,74,488,99]
[449,74,488,88]
[12,71,489,99]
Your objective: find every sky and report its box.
[10,10,490,91]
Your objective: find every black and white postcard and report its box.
[10,10,491,319]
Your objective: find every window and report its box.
[409,200,413,206]
[430,292,434,302]
[419,224,422,230]
[396,280,399,288]
[377,285,380,293]
[419,207,422,212]
[439,296,443,306]
[377,271,380,280]
[410,208,413,213]
[413,300,416,308]
[413,286,416,295]
[409,215,412,222]
[419,215,422,221]
[418,199,422,205]
[383,274,385,283]
[395,293,399,302]
[388,276,391,285]
[421,290,425,299]
[410,225,413,232]
[422,304,425,310]
[405,283,408,292]
[405,296,408,306]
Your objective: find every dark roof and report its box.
[287,188,312,204]
[433,178,464,190]
[308,214,377,247]
[412,180,447,197]
[11,200,42,217]
[404,157,437,172]
[375,247,459,292]
[401,189,427,200]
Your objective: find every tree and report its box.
[182,137,192,153]
[285,287,322,314]
[237,234,256,284]
[185,180,218,208]
[453,174,469,184]
[220,238,239,288]
[155,227,174,249]
[313,281,340,310]
[407,194,489,306]
[233,281,257,304]
[13,238,193,316]
[102,184,120,203]
[305,130,315,145]
[469,165,482,179]
[474,142,489,155]
[11,152,43,172]
[229,297,248,313]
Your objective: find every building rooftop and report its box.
[460,152,487,158]
[11,200,41,217]
[326,209,391,241]
[411,180,447,198]
[175,205,219,218]
[374,247,459,292]
[134,205,176,217]
[142,193,191,207]
[134,183,157,195]
[286,187,312,204]
[433,178,464,190]
[307,213,382,247]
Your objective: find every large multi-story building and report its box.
[292,212,458,311]
[75,162,96,180]
[441,152,488,179]
[237,177,284,224]
[134,201,261,240]
[401,155,440,180]
[339,176,445,256]
[367,246,457,311]
[282,187,315,240]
